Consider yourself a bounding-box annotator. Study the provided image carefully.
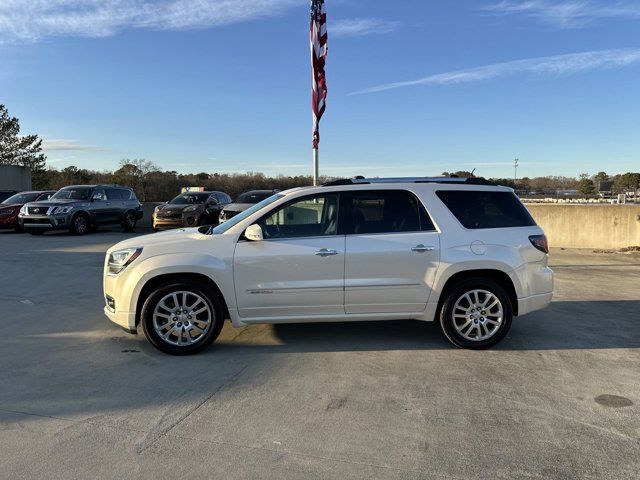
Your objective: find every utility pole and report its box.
[514,158,519,184]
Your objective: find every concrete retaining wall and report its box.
[0,165,32,191]
[526,204,640,249]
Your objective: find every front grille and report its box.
[24,218,52,225]
[28,207,49,215]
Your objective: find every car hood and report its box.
[107,227,213,254]
[157,204,203,213]
[0,203,21,210]
[24,199,89,208]
[223,202,254,212]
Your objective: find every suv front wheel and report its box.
[439,278,513,349]
[122,211,137,232]
[70,213,89,235]
[141,281,225,355]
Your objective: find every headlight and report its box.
[183,206,197,212]
[0,208,14,217]
[52,206,74,214]
[154,205,161,212]
[107,247,143,276]
[19,205,27,215]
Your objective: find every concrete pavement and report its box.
[0,228,639,479]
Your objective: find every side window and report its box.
[92,189,105,201]
[343,190,434,235]
[119,189,132,200]
[105,188,121,200]
[221,193,232,204]
[37,193,52,201]
[257,194,339,239]
[436,191,535,229]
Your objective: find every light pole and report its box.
[514,158,519,184]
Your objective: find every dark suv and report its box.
[19,185,143,235]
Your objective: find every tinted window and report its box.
[343,190,434,235]
[51,187,91,200]
[258,194,339,239]
[105,188,122,200]
[119,189,132,200]
[2,192,40,204]
[436,190,535,229]
[91,189,106,201]
[169,193,209,205]
[36,192,53,201]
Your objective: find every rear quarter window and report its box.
[436,190,535,229]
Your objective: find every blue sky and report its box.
[1,0,639,179]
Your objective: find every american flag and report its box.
[310,0,327,149]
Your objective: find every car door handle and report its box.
[411,244,435,252]
[315,248,339,257]
[105,202,111,205]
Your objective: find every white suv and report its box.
[103,177,553,355]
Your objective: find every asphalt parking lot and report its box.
[0,228,638,479]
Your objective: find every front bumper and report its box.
[104,305,137,334]
[19,214,71,230]
[153,217,185,230]
[0,214,19,229]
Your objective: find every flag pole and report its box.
[313,146,319,185]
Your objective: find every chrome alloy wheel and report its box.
[452,289,503,341]
[152,291,213,346]
[75,216,87,234]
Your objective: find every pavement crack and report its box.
[135,364,249,454]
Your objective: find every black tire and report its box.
[28,229,45,236]
[70,213,89,235]
[438,277,513,350]
[122,211,137,232]
[141,281,225,355]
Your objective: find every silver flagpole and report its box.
[313,147,319,185]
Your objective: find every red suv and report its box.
[0,191,55,232]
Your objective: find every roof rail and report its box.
[322,176,496,187]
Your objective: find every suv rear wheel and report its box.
[439,278,512,349]
[141,281,225,355]
[70,213,89,235]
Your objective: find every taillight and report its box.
[529,234,549,254]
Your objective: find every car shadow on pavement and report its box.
[210,300,640,354]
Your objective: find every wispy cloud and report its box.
[483,1,640,28]
[332,18,401,37]
[42,138,105,152]
[349,48,640,95]
[0,0,300,43]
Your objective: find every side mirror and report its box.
[244,224,263,241]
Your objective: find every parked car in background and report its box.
[0,191,56,231]
[153,191,231,231]
[0,191,18,203]
[103,177,553,355]
[19,185,142,236]
[218,189,279,223]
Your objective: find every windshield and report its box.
[211,194,283,234]
[2,192,39,204]
[51,188,91,200]
[169,193,210,205]
[234,191,273,204]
